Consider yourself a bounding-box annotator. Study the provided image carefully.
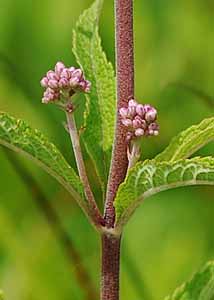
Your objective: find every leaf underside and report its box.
[73,0,116,187]
[0,113,86,209]
[114,157,214,227]
[155,117,214,162]
[164,261,214,300]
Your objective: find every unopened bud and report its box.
[133,117,142,128]
[148,122,159,136]
[69,67,75,73]
[136,104,145,117]
[122,119,133,127]
[47,71,58,80]
[69,77,80,87]
[41,62,91,106]
[84,80,91,93]
[59,78,69,88]
[127,106,136,118]
[119,107,128,118]
[72,69,83,79]
[55,62,65,76]
[128,99,138,107]
[145,108,157,122]
[40,77,49,88]
[143,104,152,113]
[48,79,59,89]
[60,68,71,79]
[135,128,145,137]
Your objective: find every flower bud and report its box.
[148,122,159,130]
[47,71,58,80]
[48,79,59,89]
[122,119,133,127]
[133,117,142,128]
[59,78,69,88]
[140,118,147,129]
[72,69,83,79]
[136,104,145,117]
[55,62,65,76]
[127,106,136,118]
[60,68,71,79]
[143,104,152,113]
[41,62,91,105]
[40,77,49,88]
[69,76,80,87]
[119,107,128,118]
[45,88,55,96]
[119,98,159,142]
[69,67,75,73]
[42,96,49,104]
[84,80,91,93]
[78,80,89,92]
[79,80,91,93]
[128,99,138,107]
[42,89,55,103]
[145,108,157,122]
[148,123,159,136]
[135,128,145,137]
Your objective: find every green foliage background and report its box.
[0,0,213,299]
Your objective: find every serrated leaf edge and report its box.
[115,157,214,231]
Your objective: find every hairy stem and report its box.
[101,1,134,300]
[105,0,134,228]
[101,234,122,300]
[66,112,104,227]
[4,149,98,300]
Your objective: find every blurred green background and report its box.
[0,0,214,299]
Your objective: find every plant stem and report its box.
[101,1,134,299]
[66,112,104,227]
[101,234,122,300]
[104,0,134,228]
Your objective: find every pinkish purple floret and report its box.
[119,99,159,141]
[40,61,91,104]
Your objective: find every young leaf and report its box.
[164,261,214,300]
[73,0,116,186]
[155,117,214,162]
[0,113,90,215]
[114,157,214,229]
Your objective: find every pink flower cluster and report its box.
[119,99,159,142]
[40,62,91,104]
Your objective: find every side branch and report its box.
[105,0,135,227]
[66,112,104,227]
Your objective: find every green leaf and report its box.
[91,27,116,152]
[73,0,116,186]
[0,113,88,213]
[164,261,214,300]
[155,117,214,162]
[114,157,214,228]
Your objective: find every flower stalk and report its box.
[127,141,141,170]
[66,111,104,228]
